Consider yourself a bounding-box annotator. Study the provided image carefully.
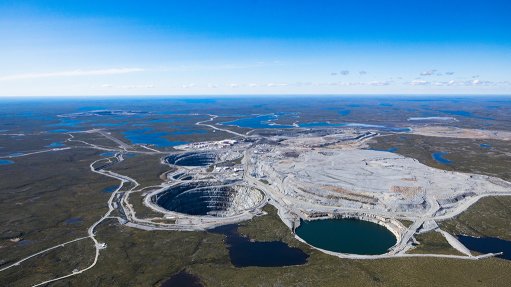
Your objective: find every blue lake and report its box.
[122,129,187,147]
[93,122,123,127]
[0,159,14,165]
[170,129,208,135]
[457,235,511,261]
[432,152,452,165]
[221,115,295,129]
[369,147,399,153]
[338,109,351,116]
[440,110,494,120]
[46,142,65,148]
[210,224,309,267]
[161,271,203,287]
[148,118,178,123]
[48,129,82,133]
[103,185,119,193]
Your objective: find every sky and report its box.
[0,0,510,97]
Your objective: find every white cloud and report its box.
[319,81,392,87]
[122,84,154,89]
[266,83,289,87]
[182,83,197,89]
[420,69,437,76]
[409,79,430,85]
[100,83,154,89]
[0,68,145,81]
[424,79,509,87]
[367,81,390,86]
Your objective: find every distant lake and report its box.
[122,129,187,147]
[221,115,295,129]
[48,129,82,133]
[440,110,494,120]
[339,109,352,116]
[298,121,344,128]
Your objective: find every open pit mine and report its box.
[120,128,511,259]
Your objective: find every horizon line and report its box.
[1,93,511,100]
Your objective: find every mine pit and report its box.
[154,182,264,217]
[165,151,217,167]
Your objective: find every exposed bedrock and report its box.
[250,148,511,216]
[154,181,264,217]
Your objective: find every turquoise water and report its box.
[295,218,396,255]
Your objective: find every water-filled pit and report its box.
[295,218,397,255]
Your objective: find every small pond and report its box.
[457,235,511,261]
[432,152,452,165]
[210,224,309,267]
[161,271,203,287]
[0,159,14,165]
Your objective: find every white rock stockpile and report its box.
[251,147,511,218]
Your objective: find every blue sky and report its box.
[1,0,510,96]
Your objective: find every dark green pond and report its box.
[295,218,397,255]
